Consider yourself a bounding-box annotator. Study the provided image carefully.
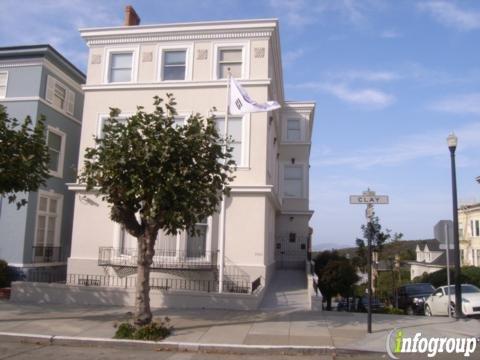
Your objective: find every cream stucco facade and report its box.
[66,18,315,295]
[458,203,480,267]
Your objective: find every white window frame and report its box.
[96,113,133,139]
[46,126,66,178]
[286,119,301,141]
[113,217,213,263]
[45,75,75,116]
[212,42,250,80]
[104,47,139,84]
[283,115,305,142]
[281,163,306,199]
[157,44,193,82]
[34,190,63,248]
[0,71,8,98]
[211,112,250,168]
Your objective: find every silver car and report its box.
[424,284,480,317]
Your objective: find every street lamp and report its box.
[447,133,463,318]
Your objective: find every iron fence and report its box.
[98,247,217,270]
[64,273,255,294]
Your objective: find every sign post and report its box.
[350,189,389,333]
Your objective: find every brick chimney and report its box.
[124,5,140,26]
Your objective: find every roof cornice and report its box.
[80,19,278,46]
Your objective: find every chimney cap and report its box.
[124,5,141,26]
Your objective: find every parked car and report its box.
[425,284,480,317]
[357,296,385,313]
[396,283,435,315]
[336,297,355,312]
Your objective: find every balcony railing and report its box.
[98,247,217,270]
[32,246,63,263]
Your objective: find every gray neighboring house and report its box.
[0,45,85,280]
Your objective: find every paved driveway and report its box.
[259,269,308,311]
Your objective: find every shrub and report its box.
[414,267,480,288]
[383,306,404,315]
[0,260,8,288]
[114,317,172,341]
[114,323,135,339]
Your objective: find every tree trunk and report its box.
[134,227,156,325]
[326,296,332,311]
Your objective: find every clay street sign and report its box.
[349,195,389,204]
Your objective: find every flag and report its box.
[229,77,281,115]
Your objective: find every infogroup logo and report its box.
[386,329,478,359]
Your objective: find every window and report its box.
[109,52,133,83]
[45,75,75,115]
[475,220,480,237]
[215,116,243,165]
[187,219,208,258]
[284,165,303,198]
[97,115,129,139]
[286,119,301,141]
[35,192,62,248]
[218,48,242,79]
[477,249,480,266]
[46,127,65,178]
[162,50,186,80]
[0,71,8,98]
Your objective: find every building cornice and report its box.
[83,79,271,92]
[84,31,274,46]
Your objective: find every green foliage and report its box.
[79,94,234,237]
[354,215,402,271]
[0,105,49,208]
[114,318,172,341]
[0,260,8,288]
[314,251,359,310]
[383,306,404,315]
[414,266,480,288]
[114,323,135,339]
[376,269,410,300]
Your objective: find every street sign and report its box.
[349,195,389,204]
[349,188,389,334]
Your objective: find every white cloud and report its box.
[327,69,399,82]
[283,49,305,67]
[321,83,395,108]
[268,0,384,27]
[380,29,402,38]
[312,122,480,169]
[0,0,122,70]
[417,1,480,31]
[429,93,480,115]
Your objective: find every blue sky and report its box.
[1,1,479,249]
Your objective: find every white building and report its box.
[62,9,314,308]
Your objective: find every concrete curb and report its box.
[0,332,384,356]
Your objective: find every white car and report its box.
[424,284,480,317]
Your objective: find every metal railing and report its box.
[32,246,63,263]
[251,276,262,294]
[98,247,217,270]
[65,273,254,294]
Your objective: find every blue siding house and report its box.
[0,45,85,280]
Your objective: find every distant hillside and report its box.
[313,239,438,262]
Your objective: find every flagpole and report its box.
[218,69,230,293]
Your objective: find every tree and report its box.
[79,95,234,325]
[414,266,480,288]
[314,251,359,310]
[353,215,402,271]
[0,105,49,208]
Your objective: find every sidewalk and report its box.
[1,300,479,355]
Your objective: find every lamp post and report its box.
[447,133,463,318]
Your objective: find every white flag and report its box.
[229,77,281,115]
